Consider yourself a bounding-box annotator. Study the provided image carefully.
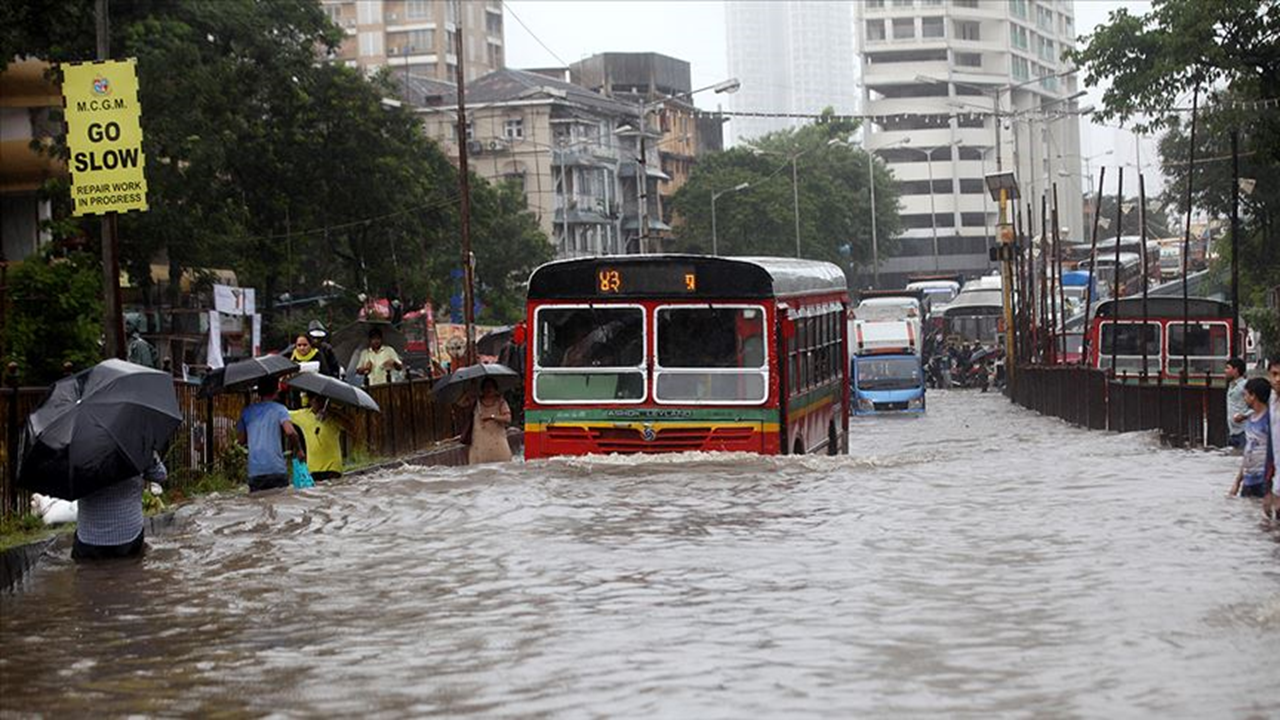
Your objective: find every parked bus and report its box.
[1089,297,1236,380]
[522,255,850,458]
[1078,252,1143,298]
[941,281,1003,347]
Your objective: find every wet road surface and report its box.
[2,391,1277,717]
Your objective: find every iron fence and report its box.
[1012,366,1229,447]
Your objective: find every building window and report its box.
[405,0,431,20]
[922,16,944,38]
[921,0,943,5]
[954,21,980,41]
[866,20,887,42]
[959,178,987,194]
[321,4,340,23]
[487,41,503,67]
[446,0,460,25]
[356,1,382,25]
[1037,6,1053,30]
[961,212,987,227]
[1011,56,1030,80]
[891,0,913,6]
[486,12,502,36]
[956,52,982,68]
[954,0,978,7]
[392,29,433,55]
[893,18,915,40]
[504,117,524,139]
[1038,37,1056,62]
[866,0,885,7]
[1011,0,1028,19]
[446,31,458,55]
[358,31,383,57]
[1011,25,1029,49]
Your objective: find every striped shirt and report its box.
[75,457,167,547]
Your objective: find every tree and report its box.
[1091,195,1175,239]
[3,251,103,384]
[1069,0,1280,354]
[5,0,551,347]
[669,114,901,282]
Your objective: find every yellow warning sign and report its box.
[61,58,147,216]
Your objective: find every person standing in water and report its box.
[468,378,512,464]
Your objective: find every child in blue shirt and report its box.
[1229,377,1272,499]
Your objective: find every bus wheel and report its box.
[793,438,804,456]
[827,424,839,456]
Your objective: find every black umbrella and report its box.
[18,359,183,501]
[198,354,299,397]
[476,326,514,357]
[285,372,381,412]
[432,363,520,406]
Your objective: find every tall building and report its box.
[856,0,1084,287]
[320,0,505,81]
[724,1,858,145]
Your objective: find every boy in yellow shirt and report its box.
[289,397,348,482]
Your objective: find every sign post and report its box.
[61,53,148,359]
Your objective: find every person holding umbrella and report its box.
[237,378,305,492]
[355,327,403,386]
[289,396,349,482]
[466,378,513,464]
[74,453,167,560]
[17,359,183,561]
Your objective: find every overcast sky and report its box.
[504,0,1162,192]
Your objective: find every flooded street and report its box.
[2,391,1277,717]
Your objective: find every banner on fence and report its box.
[207,309,223,369]
[213,284,256,316]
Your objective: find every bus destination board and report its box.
[597,265,696,295]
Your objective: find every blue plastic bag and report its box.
[291,458,315,489]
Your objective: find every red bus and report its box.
[1089,297,1235,380]
[523,255,850,458]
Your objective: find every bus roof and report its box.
[942,289,1004,314]
[1094,297,1232,320]
[526,254,847,300]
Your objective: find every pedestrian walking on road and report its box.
[237,378,305,492]
[73,454,166,561]
[1265,357,1280,519]
[1228,377,1272,500]
[467,378,513,465]
[1225,357,1248,449]
[289,396,348,482]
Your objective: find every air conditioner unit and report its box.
[487,139,508,152]
[466,140,485,155]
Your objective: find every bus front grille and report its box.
[544,425,757,454]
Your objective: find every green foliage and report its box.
[3,251,103,384]
[1070,0,1280,325]
[0,512,59,552]
[7,0,548,338]
[469,179,556,323]
[669,113,901,281]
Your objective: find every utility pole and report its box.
[454,26,475,365]
[867,153,879,288]
[636,99,649,254]
[95,0,125,360]
[792,157,801,258]
[1230,129,1240,356]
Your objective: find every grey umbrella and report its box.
[431,363,520,406]
[285,372,381,412]
[198,354,299,397]
[18,359,183,500]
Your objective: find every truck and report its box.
[850,320,926,416]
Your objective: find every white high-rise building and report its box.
[857,0,1084,287]
[725,1,858,145]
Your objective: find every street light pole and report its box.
[867,152,880,288]
[791,157,801,258]
[711,182,750,256]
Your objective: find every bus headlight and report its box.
[907,395,924,409]
[858,397,875,411]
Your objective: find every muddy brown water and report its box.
[2,391,1277,717]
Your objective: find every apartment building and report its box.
[725,1,858,145]
[408,69,662,258]
[568,53,725,226]
[1,59,64,263]
[320,0,505,81]
[857,0,1084,287]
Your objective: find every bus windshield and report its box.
[534,306,645,402]
[856,357,922,391]
[655,305,768,403]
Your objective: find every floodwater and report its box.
[2,392,1277,718]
